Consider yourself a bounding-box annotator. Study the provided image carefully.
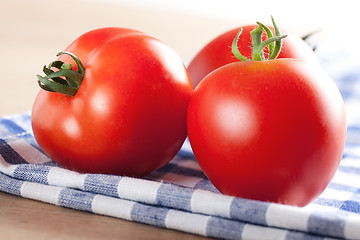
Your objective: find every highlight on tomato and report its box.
[32,27,193,177]
[187,17,346,206]
[187,21,320,89]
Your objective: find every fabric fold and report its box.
[0,171,347,240]
[1,113,360,239]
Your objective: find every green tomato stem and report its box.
[268,16,283,60]
[250,26,266,61]
[37,51,85,97]
[256,22,274,57]
[57,51,85,76]
[231,16,287,62]
[231,28,249,61]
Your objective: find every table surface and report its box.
[0,0,355,239]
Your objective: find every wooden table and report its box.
[0,0,355,239]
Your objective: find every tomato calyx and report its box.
[37,51,85,96]
[232,16,288,61]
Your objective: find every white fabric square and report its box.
[242,224,287,240]
[165,209,210,236]
[47,167,86,189]
[344,214,360,239]
[20,181,62,205]
[92,195,134,220]
[191,189,233,218]
[266,203,310,231]
[117,177,161,204]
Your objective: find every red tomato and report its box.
[187,59,346,206]
[32,27,193,177]
[188,25,320,89]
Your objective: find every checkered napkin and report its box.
[1,44,360,240]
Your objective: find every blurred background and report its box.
[0,0,358,116]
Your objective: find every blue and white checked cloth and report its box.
[1,43,360,240]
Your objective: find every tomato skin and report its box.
[188,25,320,89]
[187,59,346,206]
[32,28,193,177]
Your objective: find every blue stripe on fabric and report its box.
[343,142,360,159]
[0,118,44,153]
[177,138,195,159]
[157,163,207,179]
[83,174,121,197]
[13,114,32,130]
[230,198,269,225]
[156,183,193,211]
[337,165,360,175]
[13,164,51,184]
[0,139,28,164]
[193,179,219,193]
[314,195,360,214]
[347,125,360,132]
[0,126,9,139]
[327,182,359,193]
[343,71,360,83]
[42,161,59,167]
[337,72,360,100]
[340,200,360,213]
[130,203,169,228]
[308,212,345,238]
[0,172,23,196]
[206,217,244,240]
[0,116,52,164]
[177,149,195,159]
[285,231,327,240]
[312,198,344,209]
[0,118,26,135]
[340,188,360,213]
[58,188,95,212]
